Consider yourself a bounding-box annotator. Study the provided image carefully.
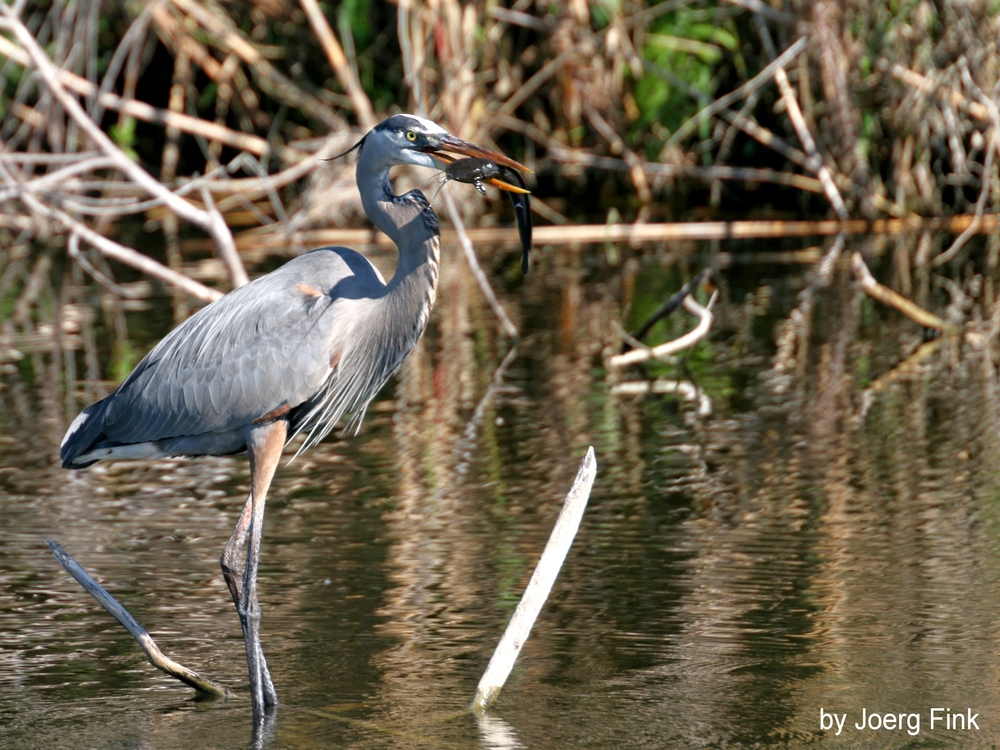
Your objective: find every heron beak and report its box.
[427,134,533,178]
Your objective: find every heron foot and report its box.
[237,598,279,714]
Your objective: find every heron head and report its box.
[335,114,534,271]
[341,114,531,179]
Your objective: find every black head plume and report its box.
[324,133,368,162]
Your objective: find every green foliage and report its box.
[197,82,218,110]
[631,7,742,148]
[336,0,374,50]
[109,118,138,162]
[590,0,622,29]
[109,340,139,384]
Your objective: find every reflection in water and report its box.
[2,237,1000,748]
[476,714,525,750]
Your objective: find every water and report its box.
[3,239,1000,748]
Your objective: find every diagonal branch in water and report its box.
[441,189,519,339]
[46,539,229,697]
[851,252,957,334]
[629,268,712,344]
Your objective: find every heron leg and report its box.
[221,492,278,717]
[236,419,286,719]
[221,492,252,606]
[221,491,277,705]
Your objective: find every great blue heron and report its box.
[59,114,532,719]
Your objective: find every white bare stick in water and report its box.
[471,447,597,713]
[608,291,718,367]
[46,540,229,697]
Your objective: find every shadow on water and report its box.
[3,236,1000,748]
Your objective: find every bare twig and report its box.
[18,187,221,302]
[0,35,298,161]
[549,146,826,193]
[774,65,849,220]
[471,447,596,713]
[0,10,241,268]
[47,539,229,697]
[201,185,249,287]
[583,102,651,203]
[441,189,519,339]
[932,128,998,268]
[667,36,808,147]
[168,0,339,129]
[67,233,142,299]
[879,60,992,123]
[0,155,117,203]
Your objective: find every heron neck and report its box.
[358,168,441,289]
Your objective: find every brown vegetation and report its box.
[0,1,999,382]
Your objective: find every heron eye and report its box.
[405,130,418,142]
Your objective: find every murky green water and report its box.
[3,238,1000,748]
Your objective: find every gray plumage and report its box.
[61,115,452,469]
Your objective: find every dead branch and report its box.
[879,60,992,124]
[441,188,519,339]
[932,129,998,268]
[471,447,596,712]
[12,182,222,302]
[229,213,1000,258]
[609,292,718,367]
[0,9,243,281]
[168,0,339,130]
[666,36,808,147]
[0,35,299,162]
[299,0,376,129]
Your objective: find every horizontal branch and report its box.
[224,213,1000,255]
[610,379,713,416]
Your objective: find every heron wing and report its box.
[98,247,387,447]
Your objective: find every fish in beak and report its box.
[426,136,534,275]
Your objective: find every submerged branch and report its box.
[611,379,713,416]
[46,540,229,697]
